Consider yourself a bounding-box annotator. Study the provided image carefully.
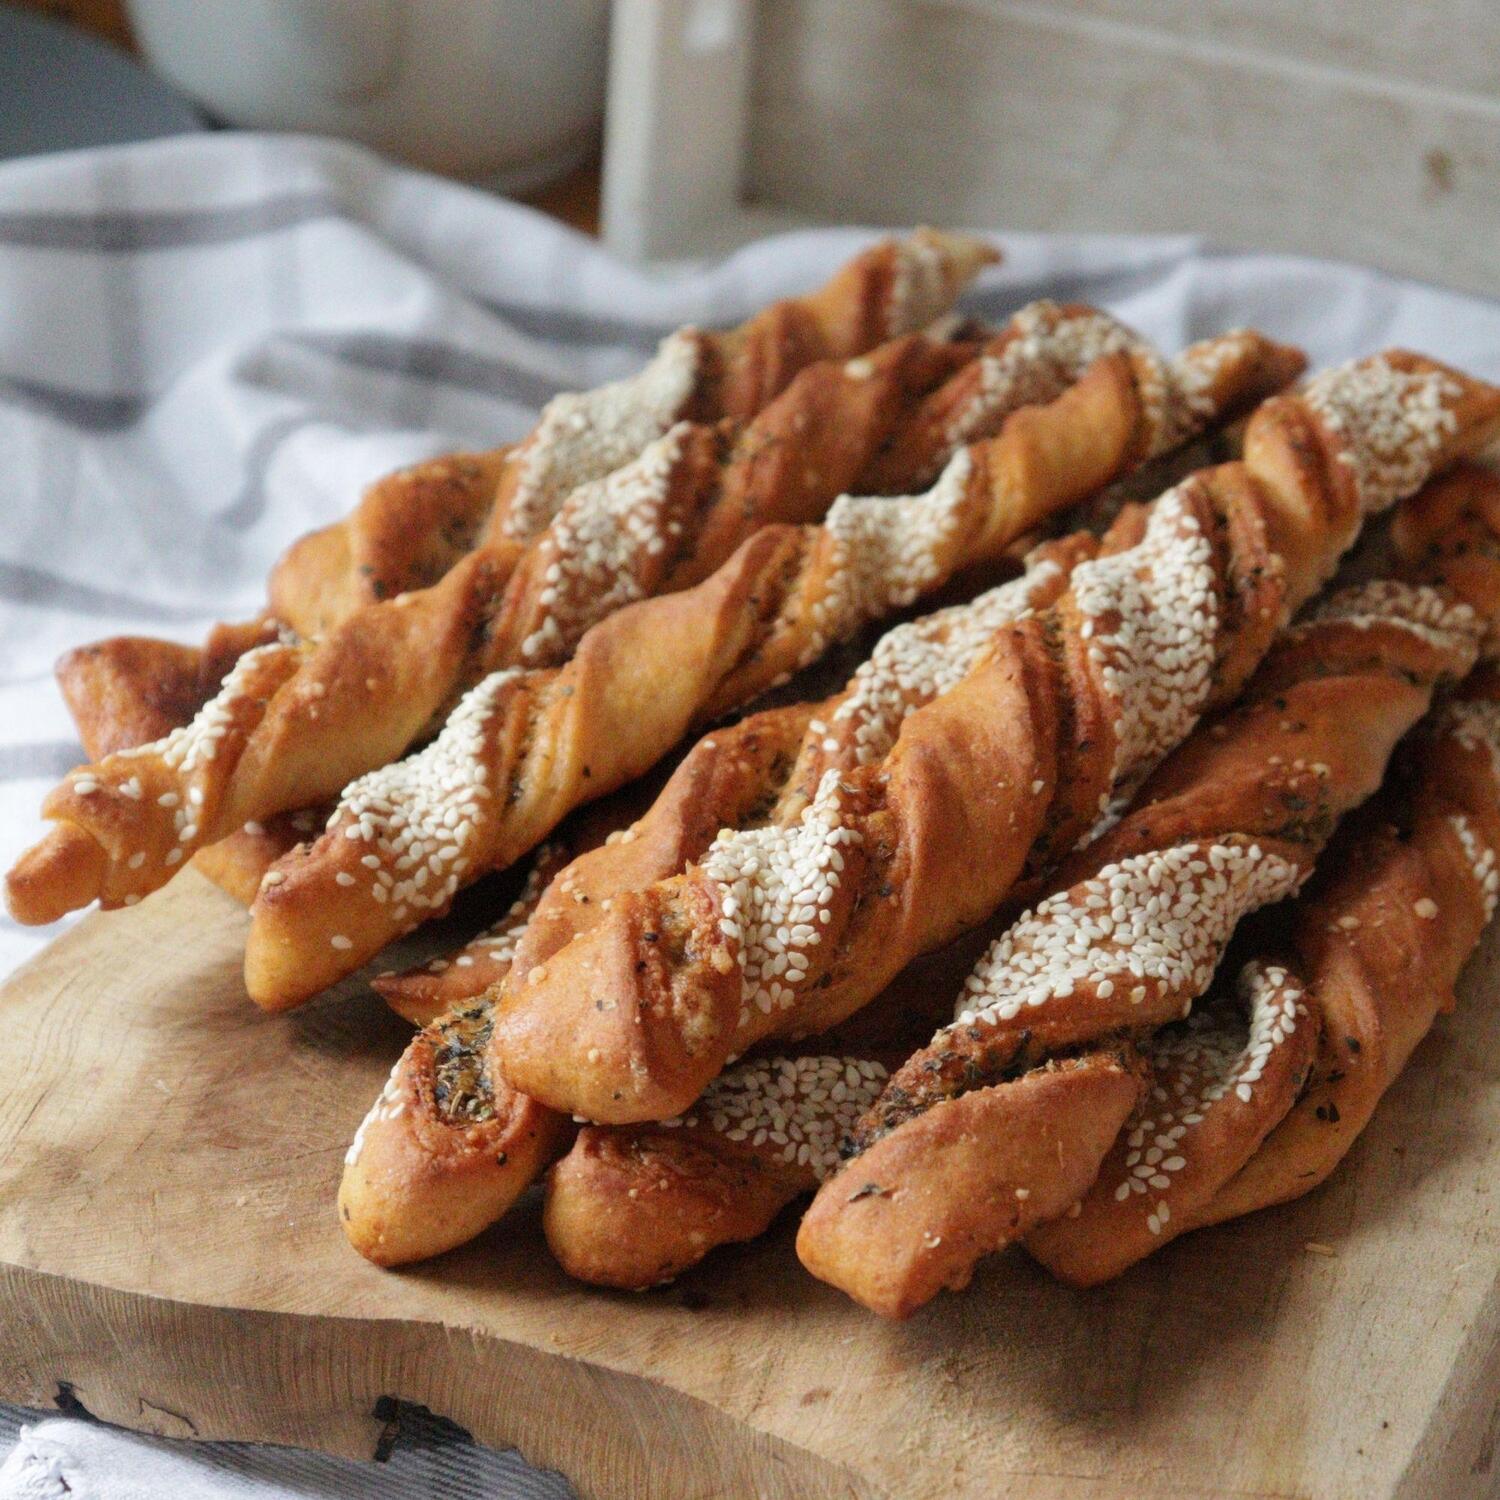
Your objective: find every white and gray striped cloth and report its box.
[3,133,1500,1498]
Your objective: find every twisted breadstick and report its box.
[795,560,1491,1315]
[546,1052,895,1290]
[272,230,1000,636]
[540,923,1012,1288]
[1028,471,1500,1284]
[544,546,1490,1293]
[339,541,1092,1262]
[17,303,1253,936]
[1027,685,1500,1284]
[227,330,1296,1006]
[372,525,1101,1027]
[51,232,997,756]
[489,355,1500,1126]
[55,617,285,761]
[192,807,327,905]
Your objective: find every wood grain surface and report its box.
[1,868,1497,1499]
[744,0,1500,296]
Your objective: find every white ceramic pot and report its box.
[125,0,610,190]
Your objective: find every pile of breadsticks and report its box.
[9,229,1499,1317]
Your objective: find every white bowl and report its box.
[125,0,609,190]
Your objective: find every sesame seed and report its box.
[502,330,701,540]
[953,842,1302,1030]
[1303,357,1461,517]
[659,1052,889,1177]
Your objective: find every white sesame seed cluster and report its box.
[699,769,863,1031]
[1303,357,1461,518]
[1070,486,1220,791]
[944,303,1147,449]
[327,669,515,935]
[1449,814,1500,925]
[952,840,1304,1029]
[518,424,690,663]
[1113,960,1308,1236]
[1297,579,1482,658]
[825,558,1065,766]
[887,234,964,336]
[502,330,702,540]
[659,1054,888,1179]
[1444,699,1500,790]
[84,641,299,878]
[1148,331,1257,456]
[806,449,978,659]
[947,319,1258,465]
[345,1056,406,1168]
[798,328,1269,680]
[118,640,292,776]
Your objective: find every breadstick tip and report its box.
[4,823,108,926]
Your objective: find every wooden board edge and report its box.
[0,1262,885,1500]
[1396,1269,1500,1499]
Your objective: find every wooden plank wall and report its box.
[746,0,1500,295]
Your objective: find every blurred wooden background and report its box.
[603,0,1500,289]
[19,0,1500,291]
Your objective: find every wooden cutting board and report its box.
[2,869,1497,1500]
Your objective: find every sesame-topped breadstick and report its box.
[1028,684,1500,1285]
[797,483,1500,1315]
[338,536,1093,1265]
[544,1053,893,1290]
[1028,469,1500,1285]
[273,229,1001,636]
[489,355,1500,1128]
[13,307,1280,942]
[50,231,998,758]
[232,330,1296,1008]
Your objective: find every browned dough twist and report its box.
[53,231,999,751]
[488,355,1500,1127]
[225,330,1296,1005]
[1026,469,1500,1284]
[338,535,1094,1263]
[797,567,1486,1314]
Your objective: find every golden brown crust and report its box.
[55,235,995,768]
[10,318,996,937]
[545,1127,806,1290]
[1027,676,1500,1282]
[190,808,318,906]
[269,448,513,637]
[489,356,1500,1126]
[289,231,996,634]
[1025,964,1318,1286]
[800,480,1496,1310]
[796,1053,1144,1319]
[55,616,282,760]
[236,333,1289,1007]
[338,1004,572,1266]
